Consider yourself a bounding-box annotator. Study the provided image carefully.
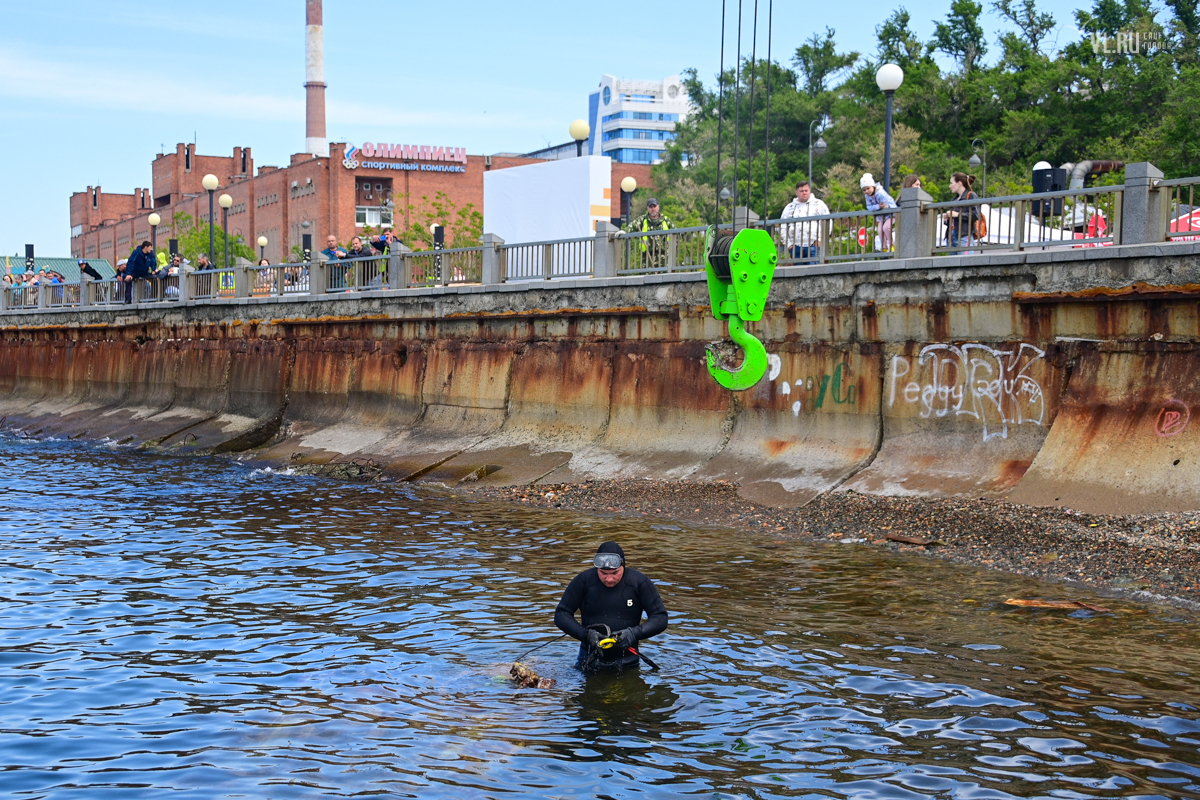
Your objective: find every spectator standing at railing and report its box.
[625,199,673,270]
[369,227,401,255]
[860,173,898,252]
[781,181,830,262]
[320,234,347,264]
[347,236,378,287]
[77,259,103,282]
[123,241,155,303]
[941,173,980,254]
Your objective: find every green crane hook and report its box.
[703,225,777,390]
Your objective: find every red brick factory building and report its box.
[68,0,652,264]
[69,142,653,264]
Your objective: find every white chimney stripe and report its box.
[305,25,324,83]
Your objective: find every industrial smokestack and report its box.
[304,0,327,157]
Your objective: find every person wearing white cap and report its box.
[860,173,898,252]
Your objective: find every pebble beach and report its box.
[466,479,1200,610]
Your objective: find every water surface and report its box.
[1,437,1198,798]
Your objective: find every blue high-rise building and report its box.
[587,75,689,164]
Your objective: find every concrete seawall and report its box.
[4,242,1200,515]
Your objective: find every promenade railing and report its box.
[924,185,1123,254]
[1163,176,1200,242]
[499,236,594,281]
[764,208,899,264]
[615,226,708,274]
[6,163,1200,315]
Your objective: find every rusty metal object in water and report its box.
[510,661,554,689]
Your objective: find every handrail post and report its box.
[543,243,554,280]
[234,266,249,298]
[666,231,678,272]
[592,223,617,278]
[1013,199,1026,251]
[1122,162,1166,245]
[176,271,190,303]
[896,187,934,259]
[819,218,830,264]
[310,260,327,296]
[78,277,90,308]
[733,206,759,232]
[0,286,8,313]
[388,242,410,289]
[481,233,505,284]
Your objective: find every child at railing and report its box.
[861,173,897,251]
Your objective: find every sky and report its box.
[0,0,1108,256]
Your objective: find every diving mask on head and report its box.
[593,553,624,570]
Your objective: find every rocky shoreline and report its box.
[464,479,1200,611]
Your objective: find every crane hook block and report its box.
[703,226,777,391]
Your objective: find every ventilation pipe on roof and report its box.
[1058,160,1125,189]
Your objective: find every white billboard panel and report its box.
[484,156,612,247]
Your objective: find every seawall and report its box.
[4,242,1200,515]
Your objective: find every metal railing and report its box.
[8,164,1200,316]
[615,225,709,274]
[499,236,594,281]
[192,269,237,300]
[326,254,388,293]
[1162,177,1200,242]
[406,246,485,287]
[927,186,1122,254]
[88,279,128,307]
[764,208,898,264]
[249,264,310,297]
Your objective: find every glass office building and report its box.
[586,76,690,165]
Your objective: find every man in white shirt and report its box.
[780,181,830,262]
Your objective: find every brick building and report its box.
[70,142,652,265]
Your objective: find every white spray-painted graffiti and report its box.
[887,343,1046,441]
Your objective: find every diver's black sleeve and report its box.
[628,570,668,641]
[554,572,590,641]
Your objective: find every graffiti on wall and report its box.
[1155,400,1191,438]
[887,343,1047,441]
[767,354,858,417]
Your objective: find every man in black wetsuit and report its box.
[554,541,668,672]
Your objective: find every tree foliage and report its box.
[650,0,1200,225]
[166,213,255,267]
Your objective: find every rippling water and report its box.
[2,436,1199,799]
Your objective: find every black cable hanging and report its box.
[732,0,743,212]
[762,0,773,222]
[746,0,759,223]
[715,0,727,224]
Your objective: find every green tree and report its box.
[992,0,1057,54]
[396,191,483,250]
[793,27,860,96]
[933,0,989,72]
[876,8,926,67]
[168,213,254,268]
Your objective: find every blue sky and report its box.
[1,0,1103,256]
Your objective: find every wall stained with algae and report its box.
[4,246,1200,514]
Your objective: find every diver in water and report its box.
[554,541,668,673]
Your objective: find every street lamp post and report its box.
[147,212,161,255]
[875,64,904,195]
[257,235,268,262]
[969,138,988,197]
[808,119,827,187]
[569,119,590,158]
[201,174,219,262]
[218,194,233,268]
[620,176,637,227]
